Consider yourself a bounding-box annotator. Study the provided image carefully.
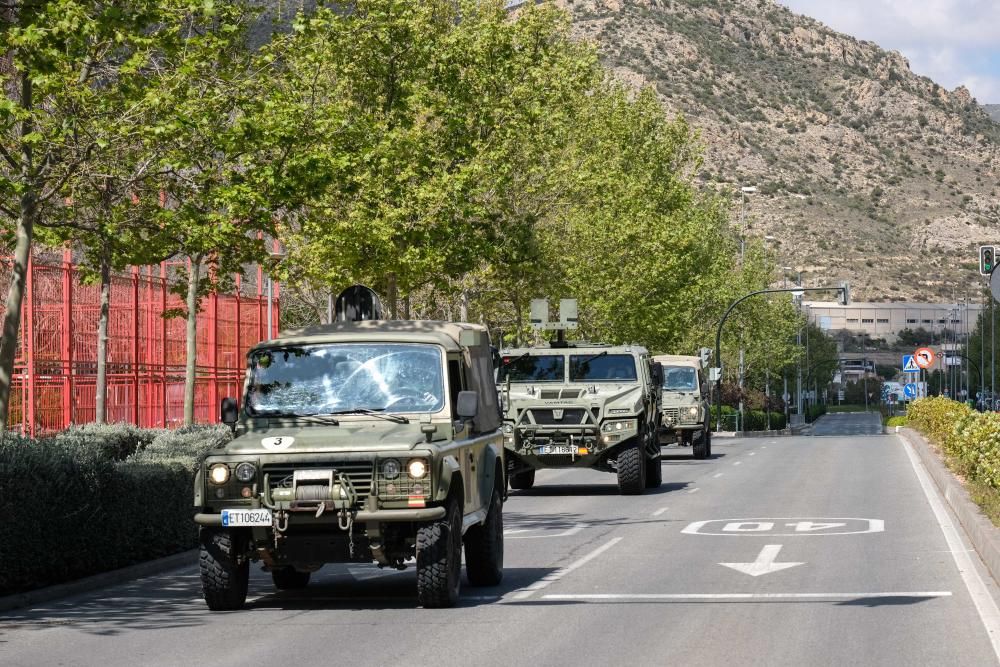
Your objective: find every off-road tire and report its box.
[645,453,662,488]
[464,484,504,586]
[199,528,249,611]
[693,428,709,459]
[509,469,535,490]
[271,567,311,590]
[416,497,462,608]
[617,443,646,495]
[705,427,712,457]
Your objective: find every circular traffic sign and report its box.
[914,347,935,369]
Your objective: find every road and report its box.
[3,411,1000,666]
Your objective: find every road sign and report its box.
[914,347,935,369]
[902,355,919,373]
[904,383,918,399]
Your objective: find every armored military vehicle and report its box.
[497,343,663,494]
[654,354,711,459]
[194,320,505,610]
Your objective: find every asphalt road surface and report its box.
[3,411,1000,666]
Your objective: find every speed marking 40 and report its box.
[682,518,884,536]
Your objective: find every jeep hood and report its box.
[661,390,700,406]
[222,421,432,455]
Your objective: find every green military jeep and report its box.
[194,320,505,610]
[497,343,663,494]
[654,354,711,459]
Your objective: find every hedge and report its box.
[907,397,1000,490]
[710,406,787,431]
[0,424,230,596]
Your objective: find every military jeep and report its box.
[194,320,505,610]
[497,343,663,494]
[654,354,711,459]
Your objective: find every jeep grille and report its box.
[263,461,374,508]
[539,389,585,400]
[528,408,589,425]
[662,407,679,421]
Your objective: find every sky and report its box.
[777,0,1000,104]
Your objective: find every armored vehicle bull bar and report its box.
[193,507,447,527]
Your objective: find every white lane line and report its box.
[541,592,953,601]
[504,529,532,535]
[508,523,589,539]
[652,507,670,517]
[900,435,1000,661]
[688,487,701,494]
[713,473,724,479]
[749,452,756,456]
[734,461,742,466]
[510,537,624,600]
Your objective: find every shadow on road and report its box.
[509,481,690,497]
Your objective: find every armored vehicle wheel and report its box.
[693,432,709,459]
[416,497,462,608]
[199,528,249,611]
[509,469,535,490]
[617,443,646,495]
[464,484,504,586]
[645,453,662,488]
[705,427,712,457]
[271,567,311,590]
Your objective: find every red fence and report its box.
[1,250,279,435]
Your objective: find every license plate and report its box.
[221,509,272,527]
[537,445,576,455]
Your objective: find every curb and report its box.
[897,428,1000,586]
[0,548,197,614]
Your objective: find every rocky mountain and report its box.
[986,105,1000,123]
[562,0,1000,301]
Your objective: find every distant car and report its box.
[653,354,711,459]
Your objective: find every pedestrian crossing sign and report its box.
[902,355,920,373]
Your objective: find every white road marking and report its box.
[688,487,700,494]
[507,523,589,539]
[734,461,742,466]
[749,452,756,456]
[541,592,953,601]
[900,436,1000,662]
[682,518,884,536]
[719,544,804,577]
[652,507,670,517]
[510,537,623,600]
[713,473,724,478]
[504,529,532,535]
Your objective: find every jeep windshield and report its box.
[663,366,698,391]
[496,354,565,383]
[569,354,637,381]
[246,343,445,416]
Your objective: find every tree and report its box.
[0,0,192,431]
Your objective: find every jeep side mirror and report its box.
[221,397,239,433]
[456,391,479,420]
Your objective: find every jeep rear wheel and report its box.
[694,426,710,459]
[705,427,712,457]
[509,469,535,490]
[617,443,646,495]
[464,484,504,586]
[199,528,249,611]
[416,497,462,608]
[271,567,311,590]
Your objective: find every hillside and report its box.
[986,105,1000,123]
[563,0,1000,301]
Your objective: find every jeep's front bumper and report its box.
[194,507,445,527]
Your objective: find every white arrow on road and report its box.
[719,545,804,577]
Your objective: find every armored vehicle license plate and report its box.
[221,509,272,527]
[536,445,576,455]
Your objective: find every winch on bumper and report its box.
[505,409,640,468]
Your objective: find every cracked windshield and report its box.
[496,355,565,383]
[247,344,444,415]
[663,366,697,391]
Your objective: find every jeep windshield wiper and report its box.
[574,350,608,366]
[286,412,341,425]
[502,352,531,366]
[327,407,410,424]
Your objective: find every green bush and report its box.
[805,404,827,423]
[907,397,1000,490]
[885,416,907,427]
[0,423,231,595]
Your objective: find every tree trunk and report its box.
[0,73,34,434]
[386,273,398,319]
[94,253,111,424]
[183,255,203,426]
[460,289,470,322]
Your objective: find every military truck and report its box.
[194,320,505,610]
[497,343,663,494]
[654,354,711,459]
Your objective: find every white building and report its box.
[802,301,983,343]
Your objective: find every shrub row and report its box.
[710,406,787,431]
[907,397,1000,490]
[0,423,230,596]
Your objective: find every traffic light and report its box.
[981,245,996,275]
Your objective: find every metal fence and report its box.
[1,249,279,435]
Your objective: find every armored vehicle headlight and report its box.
[234,462,257,483]
[502,423,514,435]
[408,459,428,480]
[601,419,637,433]
[208,463,230,485]
[382,458,401,480]
[686,407,699,419]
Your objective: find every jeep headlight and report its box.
[407,459,428,479]
[685,407,699,420]
[234,462,257,483]
[601,419,637,432]
[381,458,401,480]
[208,463,230,485]
[502,423,514,435]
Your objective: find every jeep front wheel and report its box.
[694,426,710,459]
[199,528,250,611]
[617,443,646,495]
[271,567,311,590]
[416,497,462,608]
[464,484,504,586]
[645,453,662,488]
[509,469,535,490]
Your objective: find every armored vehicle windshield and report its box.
[246,343,445,416]
[663,366,698,391]
[497,354,565,383]
[569,354,637,382]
